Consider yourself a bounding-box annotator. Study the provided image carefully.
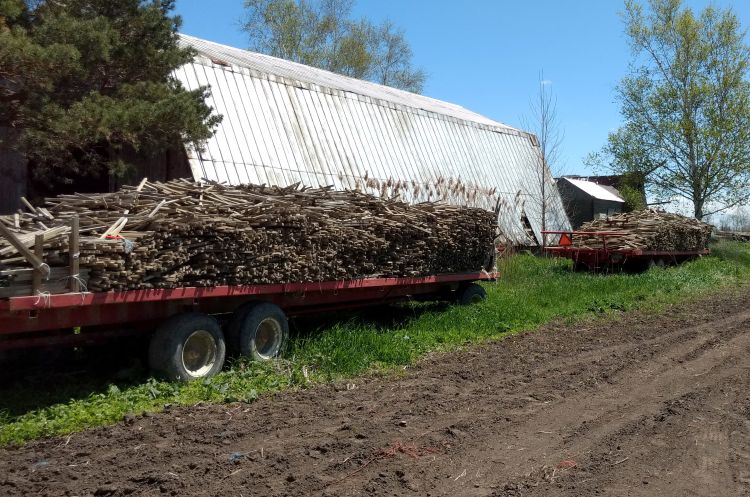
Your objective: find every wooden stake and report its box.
[100,216,127,239]
[0,223,49,276]
[20,197,37,214]
[124,177,148,215]
[110,217,128,237]
[32,234,44,295]
[69,215,80,292]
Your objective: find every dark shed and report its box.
[557,177,625,229]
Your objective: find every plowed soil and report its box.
[2,289,750,497]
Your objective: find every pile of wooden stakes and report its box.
[715,231,750,242]
[0,179,498,296]
[571,209,713,251]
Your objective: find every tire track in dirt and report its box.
[1,289,749,497]
[363,306,750,496]
[481,320,750,496]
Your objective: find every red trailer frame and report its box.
[0,271,497,351]
[541,230,709,270]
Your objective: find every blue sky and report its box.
[175,0,750,177]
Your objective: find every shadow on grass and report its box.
[0,301,444,418]
[0,337,150,417]
[291,300,449,336]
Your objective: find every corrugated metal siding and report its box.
[175,35,570,245]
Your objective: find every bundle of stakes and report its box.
[716,231,750,242]
[571,209,713,252]
[0,179,498,295]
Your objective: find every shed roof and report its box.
[173,34,571,245]
[562,177,625,203]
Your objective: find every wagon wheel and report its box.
[227,302,289,361]
[148,312,226,382]
[456,283,487,305]
[648,258,666,269]
[573,260,589,272]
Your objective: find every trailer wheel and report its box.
[648,258,666,269]
[148,313,226,382]
[457,283,487,305]
[573,260,589,272]
[228,302,288,361]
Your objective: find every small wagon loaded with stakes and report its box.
[542,210,713,271]
[0,179,498,381]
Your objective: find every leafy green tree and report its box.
[594,0,750,219]
[0,0,221,191]
[367,20,425,91]
[242,0,426,93]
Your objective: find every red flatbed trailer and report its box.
[542,230,709,271]
[0,271,496,380]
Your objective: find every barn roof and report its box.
[178,34,514,132]
[562,177,625,203]
[174,34,571,245]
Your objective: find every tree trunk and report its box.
[693,195,704,220]
[541,173,546,250]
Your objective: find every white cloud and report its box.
[541,79,553,86]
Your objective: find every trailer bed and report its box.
[0,272,496,352]
[542,230,708,270]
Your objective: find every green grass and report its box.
[1,241,749,445]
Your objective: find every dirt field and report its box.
[2,289,750,497]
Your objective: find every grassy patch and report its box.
[1,242,749,445]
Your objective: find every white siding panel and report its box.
[267,80,306,185]
[225,71,258,184]
[284,86,321,186]
[310,90,346,187]
[349,95,386,182]
[173,42,571,244]
[298,88,335,186]
[235,72,268,185]
[380,107,410,183]
[273,82,316,186]
[344,94,381,186]
[396,111,428,189]
[248,77,284,185]
[257,78,290,183]
[330,93,366,186]
[321,92,359,189]
[211,68,245,184]
[195,65,231,184]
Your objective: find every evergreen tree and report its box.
[0,0,221,191]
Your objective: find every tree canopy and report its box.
[242,0,426,93]
[589,0,750,219]
[0,0,220,191]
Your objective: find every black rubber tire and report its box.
[226,302,261,353]
[457,283,487,305]
[572,260,589,272]
[148,312,226,382]
[648,258,666,269]
[228,302,289,361]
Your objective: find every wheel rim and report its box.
[254,317,283,359]
[181,330,217,377]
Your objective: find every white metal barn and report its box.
[175,34,571,245]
